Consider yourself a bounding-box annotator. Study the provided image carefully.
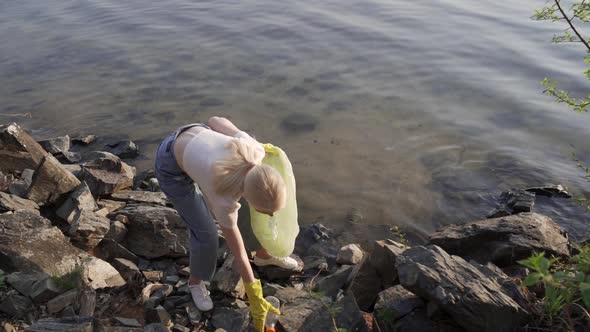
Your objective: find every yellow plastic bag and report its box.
[249,143,299,257]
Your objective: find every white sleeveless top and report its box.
[180,129,264,228]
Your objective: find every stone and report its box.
[111,258,141,281]
[62,164,83,178]
[389,308,461,332]
[37,135,70,154]
[27,154,81,204]
[6,272,45,297]
[112,317,142,328]
[145,305,171,325]
[262,283,284,297]
[105,220,128,243]
[396,245,530,332]
[144,323,169,332]
[212,254,245,299]
[211,307,250,332]
[84,256,126,289]
[429,213,570,267]
[81,152,135,196]
[68,211,111,250]
[256,255,304,281]
[30,277,65,303]
[78,288,96,316]
[336,244,364,265]
[165,275,180,284]
[178,266,190,277]
[110,191,169,206]
[349,239,406,311]
[57,151,82,164]
[315,265,354,299]
[142,284,174,303]
[56,182,98,223]
[374,285,424,330]
[302,256,328,271]
[97,200,126,215]
[47,289,79,314]
[0,293,32,317]
[72,135,97,145]
[185,303,202,324]
[526,184,571,198]
[0,191,39,212]
[105,140,140,159]
[495,189,536,215]
[172,324,190,332]
[143,270,164,282]
[146,178,160,192]
[28,317,93,332]
[2,322,16,332]
[294,223,331,256]
[94,238,139,263]
[115,204,189,258]
[0,123,48,172]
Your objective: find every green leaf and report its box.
[523,272,543,287]
[580,282,590,309]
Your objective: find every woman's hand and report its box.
[207,116,241,137]
[244,279,280,332]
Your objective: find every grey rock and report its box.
[315,265,354,299]
[62,164,83,178]
[172,324,190,332]
[178,266,190,277]
[429,213,570,266]
[47,289,79,314]
[94,238,139,264]
[0,123,49,173]
[526,184,571,198]
[302,256,328,271]
[145,305,171,325]
[112,317,141,328]
[56,182,98,224]
[493,189,536,215]
[0,293,32,317]
[68,211,110,250]
[147,178,160,192]
[262,283,284,297]
[84,256,126,289]
[105,220,128,243]
[396,245,530,332]
[116,204,189,258]
[110,191,169,206]
[374,285,424,330]
[144,323,169,332]
[37,135,70,154]
[212,254,245,299]
[26,154,81,204]
[111,258,142,282]
[6,272,45,297]
[57,151,82,164]
[97,199,126,215]
[81,151,135,196]
[0,191,39,212]
[28,317,93,332]
[72,135,97,145]
[185,303,202,324]
[105,140,139,159]
[389,308,461,332]
[61,306,77,317]
[211,307,250,332]
[294,223,331,256]
[336,243,364,265]
[165,275,180,284]
[256,255,304,281]
[9,168,34,198]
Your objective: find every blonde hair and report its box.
[213,138,286,212]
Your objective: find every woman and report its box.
[154,116,300,331]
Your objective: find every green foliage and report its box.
[519,248,590,318]
[534,1,590,112]
[390,225,409,246]
[51,264,84,291]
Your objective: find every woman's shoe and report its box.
[253,255,302,271]
[189,282,214,311]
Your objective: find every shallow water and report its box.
[2,0,590,241]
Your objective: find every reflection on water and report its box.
[1,0,590,241]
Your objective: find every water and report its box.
[2,0,590,241]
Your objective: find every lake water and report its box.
[2,0,590,242]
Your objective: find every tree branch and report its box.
[555,0,590,51]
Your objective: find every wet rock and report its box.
[97,199,126,214]
[349,239,406,310]
[256,255,304,281]
[115,204,189,258]
[144,323,169,332]
[37,135,70,154]
[211,307,250,332]
[56,182,98,223]
[526,184,571,198]
[68,211,110,251]
[315,265,354,299]
[105,140,139,159]
[81,152,135,196]
[336,244,364,265]
[0,123,48,172]
[30,277,65,303]
[28,316,93,332]
[294,223,331,256]
[47,289,79,314]
[6,272,45,297]
[212,254,245,299]
[396,245,530,331]
[94,238,139,264]
[145,305,171,325]
[84,257,126,289]
[280,113,318,134]
[105,220,127,243]
[373,285,424,330]
[112,317,142,328]
[0,293,32,317]
[57,151,82,164]
[0,191,39,212]
[110,191,169,206]
[72,135,97,145]
[27,154,81,204]
[429,213,570,266]
[491,189,536,216]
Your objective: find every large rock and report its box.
[56,182,98,224]
[374,285,424,330]
[0,292,32,317]
[37,135,70,154]
[336,243,364,265]
[212,254,245,299]
[0,191,39,212]
[6,272,45,297]
[349,239,406,310]
[110,191,169,206]
[0,123,47,172]
[0,210,124,290]
[27,154,81,204]
[315,265,354,299]
[30,277,65,303]
[81,152,135,196]
[47,289,79,314]
[105,140,139,159]
[28,317,93,332]
[429,213,570,266]
[396,245,530,332]
[115,204,189,258]
[94,238,139,264]
[105,220,128,243]
[211,307,250,332]
[68,211,110,250]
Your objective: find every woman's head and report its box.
[243,164,287,215]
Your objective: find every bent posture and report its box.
[154,116,299,330]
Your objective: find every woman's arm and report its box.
[207,116,242,137]
[219,225,256,283]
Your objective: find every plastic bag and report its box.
[249,143,299,257]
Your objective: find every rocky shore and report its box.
[0,122,578,331]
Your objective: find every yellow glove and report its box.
[244,279,280,332]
